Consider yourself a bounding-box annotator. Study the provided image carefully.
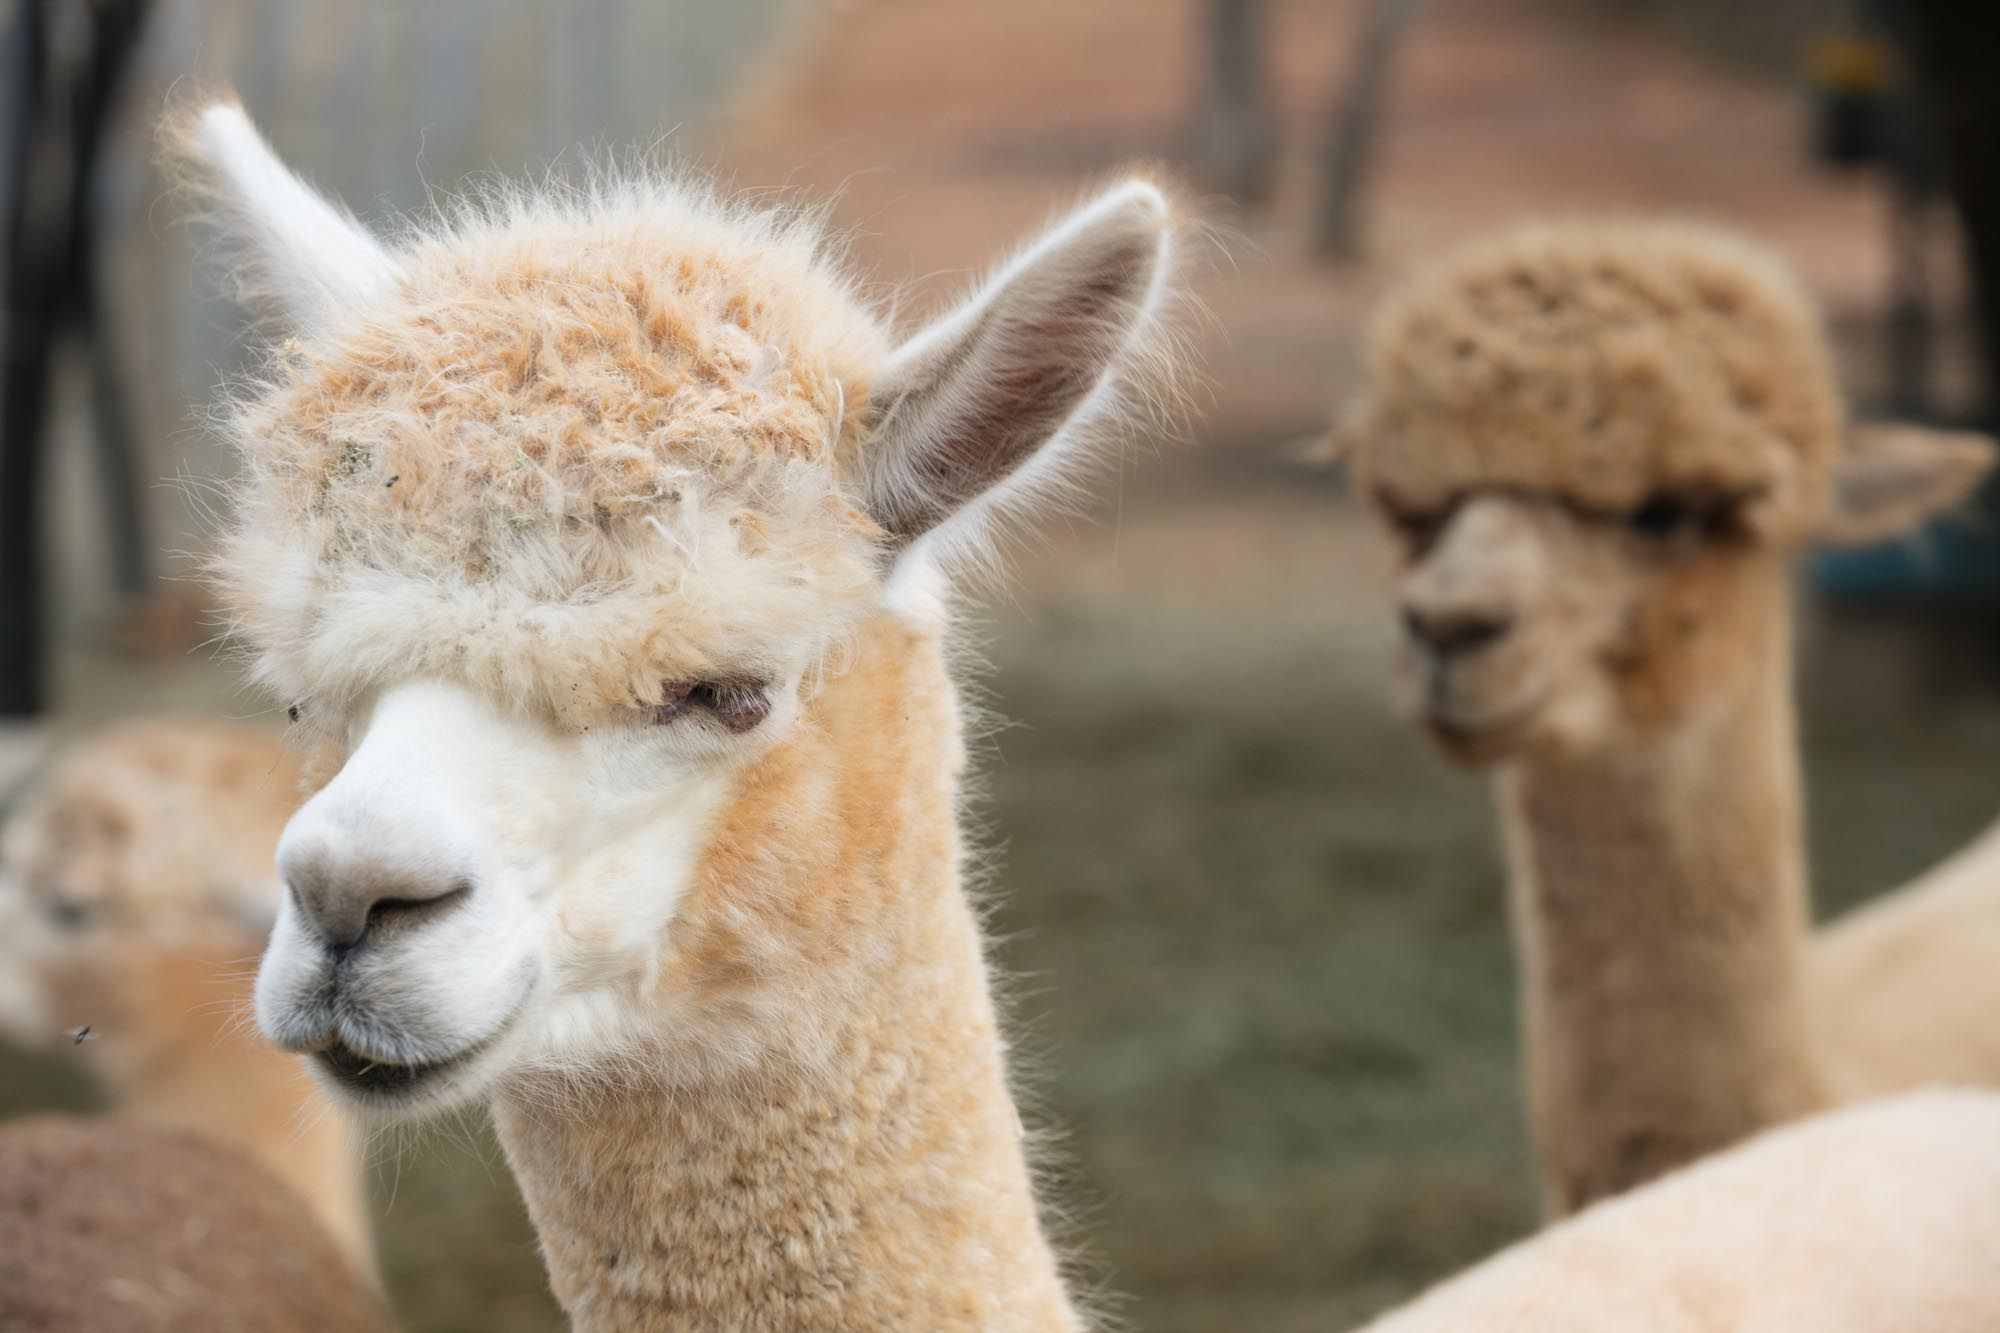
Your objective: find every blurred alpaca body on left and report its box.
[0,1115,387,1332]
[0,719,374,1278]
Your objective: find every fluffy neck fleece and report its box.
[490,615,1076,1332]
[1498,577,1831,1214]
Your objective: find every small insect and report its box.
[72,1025,91,1045]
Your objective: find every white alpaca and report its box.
[179,98,1183,1331]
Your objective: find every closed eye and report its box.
[649,680,772,734]
[46,894,98,930]
[1376,496,1454,556]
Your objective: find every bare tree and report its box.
[1312,0,1425,260]
[1192,0,1279,206]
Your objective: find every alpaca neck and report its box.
[100,951,375,1282]
[490,615,1076,1333]
[1499,604,1831,1212]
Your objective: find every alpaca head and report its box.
[0,722,298,1059]
[1337,222,1994,764]
[175,103,1181,1115]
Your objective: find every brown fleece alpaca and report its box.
[0,720,373,1275]
[0,1117,387,1333]
[1336,221,1999,1213]
[176,100,1187,1330]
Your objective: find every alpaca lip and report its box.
[314,1038,472,1097]
[312,1003,522,1101]
[1422,693,1542,760]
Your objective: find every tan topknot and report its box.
[213,177,895,726]
[1349,221,1844,539]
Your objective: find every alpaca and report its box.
[175,99,1185,1331]
[1331,221,1999,1213]
[0,719,374,1276]
[0,1116,387,1333]
[1361,1089,2000,1332]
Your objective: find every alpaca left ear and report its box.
[856,179,1175,551]
[1816,423,1997,545]
[173,100,402,332]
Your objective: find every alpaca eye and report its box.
[1628,494,1695,541]
[649,680,772,734]
[46,895,96,930]
[1384,503,1448,555]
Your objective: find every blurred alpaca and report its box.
[174,98,1188,1331]
[1334,220,2000,1212]
[1362,1089,2000,1331]
[0,719,373,1275]
[0,1116,386,1333]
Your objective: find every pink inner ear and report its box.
[868,221,1161,547]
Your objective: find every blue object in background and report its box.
[1814,483,2000,603]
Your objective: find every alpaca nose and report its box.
[279,846,476,956]
[1400,603,1514,660]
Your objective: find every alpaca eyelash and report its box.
[648,680,772,733]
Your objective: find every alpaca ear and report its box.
[1816,423,1997,545]
[857,179,1175,550]
[173,101,401,332]
[1292,404,1368,470]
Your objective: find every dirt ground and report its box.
[7,2,2000,1330]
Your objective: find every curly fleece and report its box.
[215,183,894,729]
[1348,222,1843,540]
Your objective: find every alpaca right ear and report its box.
[1816,423,1997,545]
[172,101,401,332]
[855,179,1175,554]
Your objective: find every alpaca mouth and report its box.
[314,1039,476,1098]
[310,991,529,1105]
[1421,689,1545,760]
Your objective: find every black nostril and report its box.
[363,877,475,942]
[1403,606,1514,659]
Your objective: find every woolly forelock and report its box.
[213,180,896,728]
[1349,222,1845,542]
[2,721,299,924]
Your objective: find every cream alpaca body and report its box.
[1364,1089,2000,1332]
[180,98,1185,1329]
[1339,221,2000,1211]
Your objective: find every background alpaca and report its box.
[0,718,373,1274]
[0,1117,387,1333]
[1332,220,1999,1212]
[1361,1089,2000,1332]
[178,100,1185,1330]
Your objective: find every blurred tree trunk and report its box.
[1897,0,2000,427]
[1192,0,1279,206]
[1312,0,1424,261]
